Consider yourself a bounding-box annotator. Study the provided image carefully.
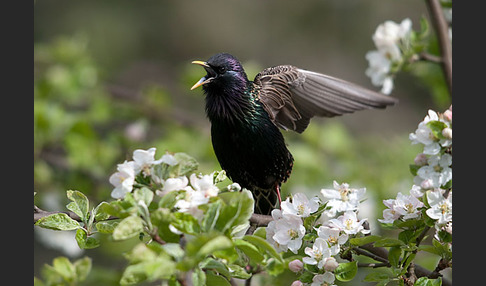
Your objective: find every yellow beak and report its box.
[190,60,214,90]
[191,60,210,68]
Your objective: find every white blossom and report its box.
[281,193,320,218]
[266,209,289,253]
[311,272,336,286]
[321,181,366,217]
[426,190,452,225]
[132,147,161,176]
[190,173,219,198]
[315,225,348,255]
[303,238,332,269]
[415,154,452,189]
[378,199,401,224]
[372,18,412,61]
[328,211,370,235]
[160,152,178,166]
[272,213,306,254]
[174,187,208,218]
[365,50,393,94]
[156,176,190,196]
[365,18,412,94]
[393,192,424,220]
[109,160,136,199]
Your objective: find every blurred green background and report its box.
[34,0,450,284]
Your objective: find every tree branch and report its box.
[249,213,274,227]
[425,0,452,96]
[34,205,81,223]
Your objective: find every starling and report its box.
[191,53,397,215]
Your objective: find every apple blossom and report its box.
[109,161,136,199]
[288,259,304,273]
[426,189,452,225]
[311,272,336,286]
[272,213,306,254]
[321,181,366,217]
[132,147,161,176]
[315,225,348,255]
[281,192,320,218]
[303,238,332,269]
[328,211,370,235]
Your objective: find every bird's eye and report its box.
[218,66,226,74]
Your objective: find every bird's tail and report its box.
[252,188,279,215]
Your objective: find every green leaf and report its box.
[409,164,420,176]
[388,246,402,268]
[216,190,254,235]
[192,267,206,286]
[227,264,252,279]
[334,261,358,282]
[35,213,81,230]
[199,258,231,279]
[201,200,222,232]
[169,153,199,177]
[349,235,381,246]
[213,170,228,184]
[95,220,119,234]
[113,215,144,240]
[234,239,264,264]
[120,264,147,285]
[66,190,89,222]
[75,228,100,249]
[73,257,92,281]
[415,277,442,286]
[133,187,154,206]
[205,271,231,286]
[243,235,283,263]
[198,236,233,257]
[172,212,201,235]
[93,201,111,221]
[120,243,176,285]
[52,256,76,282]
[426,121,448,140]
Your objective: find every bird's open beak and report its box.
[191,60,215,90]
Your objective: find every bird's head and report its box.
[190,53,248,92]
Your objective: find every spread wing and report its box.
[253,65,398,133]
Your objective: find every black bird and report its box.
[191,53,397,215]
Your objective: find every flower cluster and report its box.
[109,148,175,199]
[109,147,223,218]
[410,107,452,190]
[379,107,452,241]
[266,182,369,286]
[365,18,413,94]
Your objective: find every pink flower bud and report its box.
[323,257,339,271]
[414,153,428,166]
[420,179,434,190]
[291,281,303,286]
[442,127,452,139]
[443,109,452,122]
[288,259,304,273]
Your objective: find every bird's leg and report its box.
[275,184,282,209]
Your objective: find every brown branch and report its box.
[34,205,81,223]
[426,0,452,96]
[34,205,118,224]
[249,213,273,227]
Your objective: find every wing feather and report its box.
[254,65,398,133]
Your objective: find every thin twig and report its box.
[425,0,452,95]
[358,262,388,268]
[355,246,390,265]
